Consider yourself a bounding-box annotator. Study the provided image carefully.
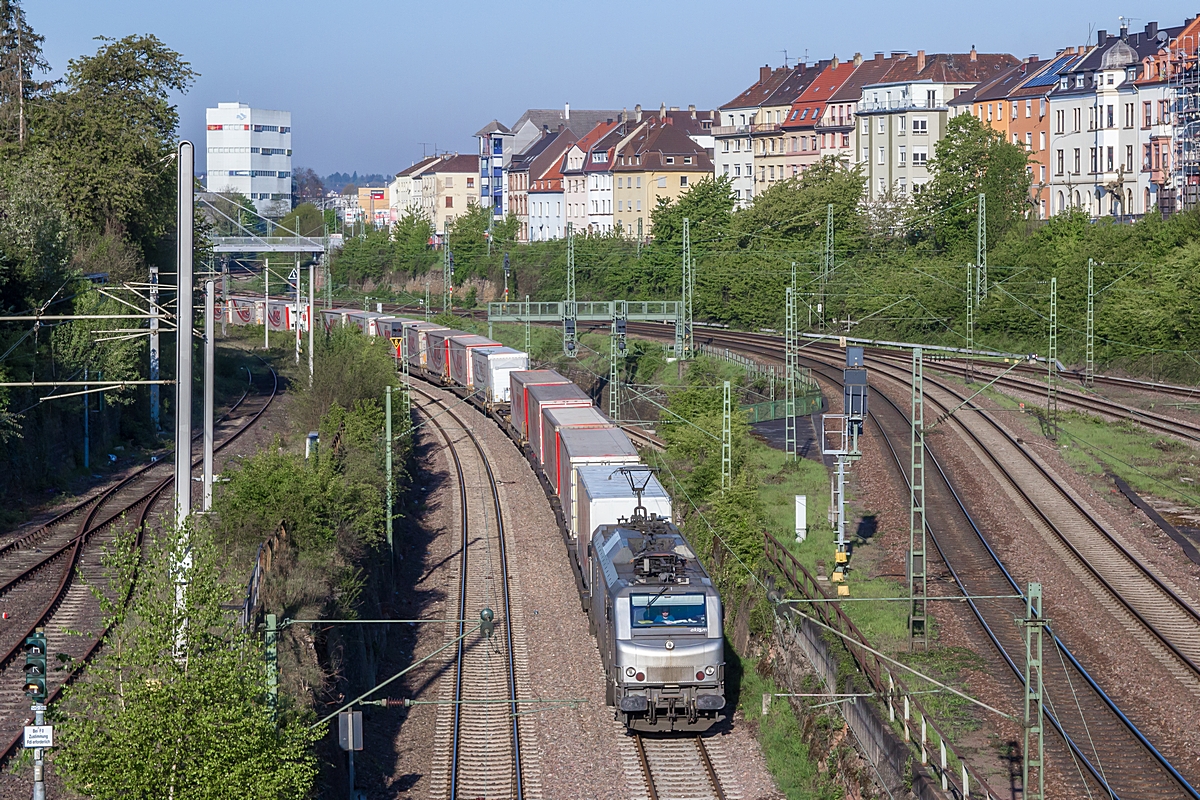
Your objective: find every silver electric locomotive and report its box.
[588,513,726,732]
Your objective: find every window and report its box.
[1106,105,1113,128]
[1025,131,1032,148]
[927,90,937,108]
[1090,147,1097,172]
[1012,133,1019,145]
[665,156,674,164]
[1144,101,1152,128]
[769,166,775,179]
[636,177,641,188]
[1074,148,1081,173]
[1039,165,1046,182]
[899,115,907,133]
[912,117,928,133]
[1126,145,1133,172]
[734,164,741,177]
[899,177,907,193]
[877,146,885,165]
[1039,131,1045,150]
[1026,99,1032,118]
[1106,146,1113,171]
[657,176,667,188]
[445,176,454,188]
[1124,103,1133,128]
[898,145,906,164]
[723,164,730,175]
[1073,108,1081,132]
[1057,150,1064,174]
[1144,144,1153,169]
[842,133,849,148]
[467,177,474,188]
[878,177,886,194]
[617,200,623,211]
[877,118,885,134]
[723,140,730,152]
[680,175,689,187]
[636,200,641,211]
[445,196,453,208]
[684,156,692,164]
[632,593,707,629]
[912,146,928,166]
[861,118,869,134]
[1012,101,1018,120]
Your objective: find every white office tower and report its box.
[205,102,293,216]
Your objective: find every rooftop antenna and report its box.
[419,142,436,159]
[779,49,790,67]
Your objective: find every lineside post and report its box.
[966,264,975,384]
[1019,583,1047,800]
[1085,259,1095,388]
[150,264,160,432]
[175,141,194,527]
[822,203,833,329]
[385,385,394,571]
[722,380,732,492]
[266,612,278,719]
[977,192,987,300]
[785,286,797,460]
[908,347,927,649]
[564,222,577,357]
[308,258,315,388]
[1047,277,1058,440]
[203,279,215,512]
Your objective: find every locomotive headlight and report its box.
[705,665,716,676]
[626,667,636,678]
[664,640,675,650]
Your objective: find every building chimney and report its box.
[1146,21,1158,39]
[830,55,839,68]
[635,104,642,123]
[564,102,570,120]
[970,46,977,62]
[689,104,696,119]
[660,102,667,118]
[622,107,627,123]
[760,64,771,83]
[1097,29,1107,46]
[853,52,863,67]
[917,49,926,71]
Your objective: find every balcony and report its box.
[713,125,751,136]
[857,99,946,114]
[750,123,781,134]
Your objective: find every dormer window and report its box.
[666,156,674,164]
[684,156,692,164]
[1107,73,1114,85]
[1060,77,1068,89]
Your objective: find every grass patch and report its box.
[736,653,842,800]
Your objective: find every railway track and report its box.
[409,383,538,800]
[629,322,1200,798]
[0,362,278,763]
[630,734,726,800]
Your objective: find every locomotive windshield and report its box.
[631,593,707,629]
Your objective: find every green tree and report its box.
[33,34,197,257]
[0,0,51,146]
[917,113,1031,254]
[55,529,319,799]
[276,202,324,237]
[392,209,435,275]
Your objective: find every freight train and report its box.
[222,297,726,732]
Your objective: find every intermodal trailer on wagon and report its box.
[539,406,613,483]
[227,296,258,325]
[470,347,530,404]
[574,466,672,588]
[404,322,448,369]
[448,335,501,388]
[424,328,470,379]
[263,300,294,331]
[550,426,640,535]
[525,384,593,467]
[509,370,574,442]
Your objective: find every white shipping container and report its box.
[540,406,612,481]
[509,371,572,441]
[575,466,672,587]
[404,322,447,368]
[425,329,469,378]
[553,427,640,534]
[448,335,500,387]
[470,347,529,402]
[265,300,292,331]
[527,384,592,466]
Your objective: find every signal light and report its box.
[696,671,705,681]
[24,630,47,701]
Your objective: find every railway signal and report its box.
[24,630,47,700]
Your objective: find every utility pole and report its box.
[966,264,975,384]
[636,217,643,258]
[385,386,394,570]
[150,265,161,432]
[294,258,301,366]
[175,141,195,527]
[1086,259,1095,388]
[563,222,577,357]
[1020,583,1047,800]
[424,265,431,321]
[524,294,531,354]
[203,280,215,512]
[785,287,798,460]
[221,260,229,338]
[16,16,24,147]
[908,347,927,649]
[977,193,987,302]
[1048,277,1058,440]
[265,613,278,717]
[721,380,732,492]
[82,368,89,470]
[610,300,626,420]
[263,257,270,350]
[442,220,452,313]
[822,204,833,329]
[503,252,511,302]
[308,259,315,388]
[681,217,694,360]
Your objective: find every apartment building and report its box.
[527,130,579,242]
[781,57,861,177]
[419,154,480,234]
[856,49,1020,200]
[389,156,441,222]
[585,124,630,234]
[358,186,389,229]
[715,66,793,206]
[612,122,713,235]
[751,64,820,193]
[508,132,562,242]
[561,121,620,234]
[818,54,896,168]
[1049,23,1182,217]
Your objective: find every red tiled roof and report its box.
[428,154,478,174]
[877,51,1019,84]
[782,61,859,130]
[720,65,794,110]
[612,123,714,172]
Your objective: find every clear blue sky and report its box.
[30,0,1193,179]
